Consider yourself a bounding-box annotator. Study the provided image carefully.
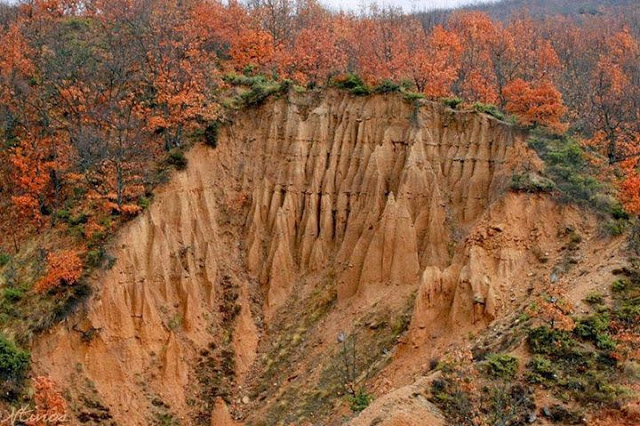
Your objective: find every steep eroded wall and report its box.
[32,90,536,424]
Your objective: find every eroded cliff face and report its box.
[235,90,533,324]
[31,90,605,425]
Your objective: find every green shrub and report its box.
[0,253,10,267]
[617,302,640,325]
[56,209,71,222]
[88,229,105,247]
[167,149,187,170]
[99,216,112,228]
[350,85,370,96]
[473,102,505,121]
[204,121,219,148]
[601,220,626,236]
[526,131,609,209]
[222,73,268,87]
[242,64,256,76]
[547,405,584,424]
[168,314,182,331]
[69,212,89,226]
[373,80,402,94]
[611,204,630,220]
[568,230,582,245]
[279,79,292,93]
[333,73,368,90]
[432,376,532,425]
[0,335,30,400]
[578,379,631,405]
[485,353,518,379]
[138,196,151,210]
[431,378,475,420]
[595,334,617,351]
[528,326,574,356]
[223,73,289,108]
[484,383,534,425]
[332,74,370,96]
[333,73,368,94]
[403,91,425,102]
[441,97,463,109]
[584,292,604,305]
[73,186,87,199]
[240,84,270,106]
[87,248,105,267]
[3,287,24,303]
[611,279,629,292]
[525,356,557,384]
[348,387,374,412]
[239,81,287,107]
[573,313,617,350]
[511,172,555,193]
[574,313,610,340]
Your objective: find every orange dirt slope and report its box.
[31,89,625,425]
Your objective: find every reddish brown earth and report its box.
[30,90,625,425]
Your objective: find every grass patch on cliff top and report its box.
[223,73,292,108]
[516,128,629,224]
[473,102,507,121]
[332,73,371,96]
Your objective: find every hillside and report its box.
[25,90,637,425]
[415,0,640,40]
[0,0,639,424]
[465,0,639,19]
[423,0,640,18]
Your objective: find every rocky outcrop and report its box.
[210,398,239,426]
[407,193,588,352]
[31,89,539,424]
[351,377,446,426]
[238,90,528,316]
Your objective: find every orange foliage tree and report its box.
[35,250,83,293]
[450,11,501,104]
[283,16,347,85]
[145,2,220,150]
[588,30,639,164]
[349,9,414,84]
[409,25,463,97]
[9,141,56,227]
[30,376,68,426]
[527,287,575,331]
[503,78,568,132]
[619,151,640,215]
[503,13,561,81]
[230,29,276,71]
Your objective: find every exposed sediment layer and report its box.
[238,90,526,316]
[32,90,541,424]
